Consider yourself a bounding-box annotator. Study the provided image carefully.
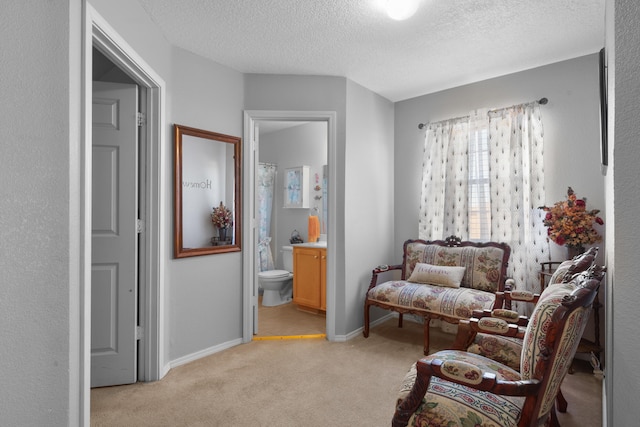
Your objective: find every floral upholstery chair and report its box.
[392,264,605,427]
[456,247,598,371]
[364,237,511,355]
[449,248,598,415]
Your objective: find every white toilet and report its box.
[258,245,293,307]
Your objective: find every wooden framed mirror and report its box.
[173,124,241,257]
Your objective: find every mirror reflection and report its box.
[174,124,241,257]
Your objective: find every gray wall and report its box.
[244,75,395,335]
[608,0,640,424]
[169,46,245,359]
[1,1,79,425]
[90,0,172,76]
[91,0,247,365]
[244,74,351,332]
[344,80,395,334]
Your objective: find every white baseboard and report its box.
[169,338,244,369]
[167,312,404,369]
[331,313,398,342]
[160,362,171,380]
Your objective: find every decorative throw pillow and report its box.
[407,263,465,288]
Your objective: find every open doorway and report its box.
[254,121,328,338]
[85,5,166,397]
[91,47,141,387]
[242,111,338,344]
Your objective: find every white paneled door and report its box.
[91,81,139,388]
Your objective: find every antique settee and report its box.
[363,236,511,354]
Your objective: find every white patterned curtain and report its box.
[418,117,470,240]
[488,104,546,313]
[257,163,277,272]
[418,103,546,314]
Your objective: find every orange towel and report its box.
[308,215,320,242]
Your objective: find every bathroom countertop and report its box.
[292,241,327,248]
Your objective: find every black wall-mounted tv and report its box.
[599,47,608,169]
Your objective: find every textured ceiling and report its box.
[137,0,605,102]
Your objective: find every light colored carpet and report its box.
[91,318,601,426]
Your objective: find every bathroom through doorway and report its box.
[242,111,337,344]
[255,120,327,339]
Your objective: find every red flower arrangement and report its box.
[211,201,233,229]
[539,187,604,250]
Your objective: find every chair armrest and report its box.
[451,316,526,351]
[494,288,541,313]
[367,264,402,292]
[372,263,402,275]
[471,308,529,326]
[393,357,540,427]
[421,358,540,394]
[468,317,525,338]
[450,316,525,351]
[506,290,540,303]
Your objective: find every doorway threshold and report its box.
[253,333,326,341]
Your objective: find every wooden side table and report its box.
[577,292,602,362]
[539,261,562,291]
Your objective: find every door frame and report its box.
[82,1,167,404]
[242,110,337,342]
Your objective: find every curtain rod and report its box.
[417,97,548,130]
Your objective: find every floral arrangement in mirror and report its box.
[211,201,233,229]
[540,187,604,256]
[211,201,233,243]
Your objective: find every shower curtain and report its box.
[257,163,277,272]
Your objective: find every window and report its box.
[468,128,490,241]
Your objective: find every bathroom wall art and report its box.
[283,165,310,208]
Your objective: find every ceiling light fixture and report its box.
[385,0,420,21]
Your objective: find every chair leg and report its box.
[451,320,477,350]
[423,317,431,355]
[398,313,404,328]
[556,388,568,413]
[363,302,370,338]
[550,406,561,427]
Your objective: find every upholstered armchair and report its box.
[448,247,598,414]
[453,247,598,372]
[392,264,605,427]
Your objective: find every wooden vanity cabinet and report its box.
[293,246,326,312]
[320,250,326,311]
